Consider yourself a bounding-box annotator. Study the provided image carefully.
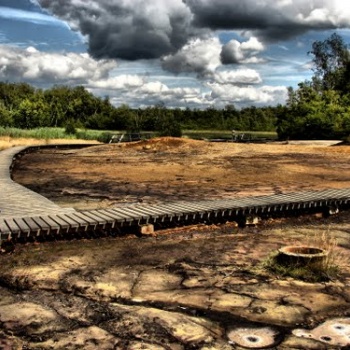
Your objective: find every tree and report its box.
[276,33,350,140]
[0,102,13,127]
[13,96,50,128]
[309,33,350,92]
[155,109,182,137]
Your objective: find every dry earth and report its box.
[1,137,350,349]
[12,137,350,209]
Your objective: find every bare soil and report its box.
[12,137,350,209]
[1,137,350,349]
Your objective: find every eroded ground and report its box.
[0,215,350,349]
[1,138,350,349]
[12,138,350,209]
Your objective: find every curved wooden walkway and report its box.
[0,145,350,242]
[0,146,76,219]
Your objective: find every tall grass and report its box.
[262,228,344,282]
[183,130,277,140]
[0,127,113,141]
[0,127,278,142]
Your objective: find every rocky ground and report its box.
[1,138,349,349]
[0,214,350,349]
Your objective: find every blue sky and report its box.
[1,0,350,109]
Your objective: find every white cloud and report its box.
[88,75,144,90]
[208,82,288,105]
[0,45,116,84]
[138,82,201,100]
[221,37,265,64]
[162,37,222,75]
[107,80,210,108]
[212,69,262,84]
[241,37,265,51]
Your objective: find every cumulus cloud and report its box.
[211,69,262,85]
[87,75,144,90]
[186,0,350,42]
[36,0,197,60]
[107,81,209,109]
[221,37,265,64]
[0,45,116,84]
[138,81,201,100]
[35,0,350,61]
[162,37,221,75]
[208,82,288,105]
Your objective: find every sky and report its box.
[1,1,350,109]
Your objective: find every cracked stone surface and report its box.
[0,213,350,349]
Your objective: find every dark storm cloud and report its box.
[36,0,350,60]
[185,0,341,41]
[36,0,199,60]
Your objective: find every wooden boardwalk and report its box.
[0,146,75,219]
[1,145,350,242]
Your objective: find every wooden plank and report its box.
[13,218,36,237]
[94,209,126,223]
[112,207,147,220]
[4,218,21,235]
[22,217,42,234]
[40,216,61,232]
[105,208,139,222]
[78,211,107,226]
[56,214,80,229]
[155,203,191,215]
[89,210,116,226]
[134,205,173,216]
[31,216,51,232]
[72,212,99,227]
[142,204,183,218]
[175,202,211,212]
[0,220,11,237]
[117,206,156,217]
[48,215,70,232]
[63,213,90,231]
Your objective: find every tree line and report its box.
[277,33,350,140]
[0,82,279,136]
[2,33,350,140]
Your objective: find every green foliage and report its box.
[96,132,114,143]
[0,127,122,141]
[263,252,339,283]
[276,33,350,140]
[155,109,182,137]
[0,127,72,139]
[0,102,13,127]
[0,81,281,135]
[310,33,350,92]
[64,119,77,135]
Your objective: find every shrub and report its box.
[97,132,114,143]
[65,120,77,135]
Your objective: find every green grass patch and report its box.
[262,251,340,283]
[0,127,123,141]
[0,127,278,142]
[183,130,277,141]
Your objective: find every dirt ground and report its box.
[12,137,350,210]
[1,137,350,349]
